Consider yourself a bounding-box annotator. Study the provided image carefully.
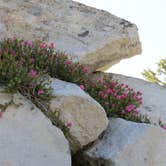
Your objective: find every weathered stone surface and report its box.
[77,118,166,166]
[0,90,71,166]
[0,0,141,70]
[111,73,166,126]
[49,78,108,153]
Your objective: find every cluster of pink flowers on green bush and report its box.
[79,76,142,119]
[0,37,143,121]
[0,37,53,109]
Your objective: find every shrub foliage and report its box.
[143,59,166,86]
[0,37,142,120]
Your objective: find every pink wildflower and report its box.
[40,42,47,49]
[49,42,55,49]
[97,78,103,84]
[104,85,107,88]
[29,69,37,77]
[116,96,122,100]
[11,50,16,56]
[99,91,104,96]
[11,36,17,41]
[138,100,143,105]
[26,40,33,46]
[101,93,107,99]
[106,88,112,94]
[5,48,8,54]
[37,89,44,95]
[111,82,116,86]
[125,104,135,112]
[82,67,89,73]
[135,109,140,113]
[112,103,115,108]
[137,91,142,95]
[30,58,35,64]
[125,85,129,89]
[121,93,127,99]
[66,122,72,128]
[65,60,72,65]
[162,125,166,130]
[80,85,85,90]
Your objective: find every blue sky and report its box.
[75,0,166,79]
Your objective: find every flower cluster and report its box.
[0,37,143,121]
[0,38,53,105]
[81,77,143,119]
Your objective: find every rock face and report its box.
[0,90,71,166]
[111,73,166,126]
[49,78,108,153]
[0,0,141,70]
[77,118,166,166]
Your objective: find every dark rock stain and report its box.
[78,30,89,37]
[120,19,133,28]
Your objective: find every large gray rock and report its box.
[0,0,141,70]
[111,73,166,126]
[48,78,108,153]
[0,90,71,166]
[77,118,166,166]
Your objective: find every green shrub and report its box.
[142,59,166,86]
[0,37,143,121]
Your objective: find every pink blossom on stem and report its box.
[80,85,85,90]
[26,40,33,46]
[135,109,140,113]
[82,67,89,73]
[125,85,129,89]
[40,42,47,49]
[11,50,16,56]
[121,93,127,99]
[162,125,166,130]
[120,83,124,87]
[11,35,17,41]
[104,85,107,89]
[5,48,8,54]
[116,96,121,100]
[101,93,107,99]
[30,58,35,64]
[138,100,143,105]
[97,78,103,84]
[66,122,72,128]
[111,82,117,86]
[106,88,112,94]
[112,103,115,108]
[125,104,135,112]
[98,91,104,96]
[49,42,55,49]
[65,60,72,65]
[37,89,44,95]
[137,91,142,95]
[29,69,37,77]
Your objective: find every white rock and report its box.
[111,73,166,125]
[80,118,166,166]
[0,0,141,70]
[0,91,71,166]
[49,78,108,153]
